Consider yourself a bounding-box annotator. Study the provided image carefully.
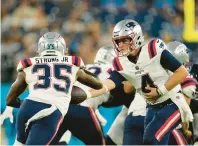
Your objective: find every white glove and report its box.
[0,106,14,125]
[194,141,198,146]
[95,109,107,126]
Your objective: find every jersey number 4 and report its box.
[33,64,71,93]
[141,74,157,93]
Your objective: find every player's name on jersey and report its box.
[35,57,69,63]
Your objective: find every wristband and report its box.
[158,85,168,95]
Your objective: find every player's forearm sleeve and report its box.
[160,50,182,72]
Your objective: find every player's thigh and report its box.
[144,103,181,143]
[123,114,145,145]
[26,109,63,145]
[67,105,104,144]
[50,116,69,145]
[16,99,51,143]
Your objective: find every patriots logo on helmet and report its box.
[125,22,136,28]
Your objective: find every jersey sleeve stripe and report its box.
[152,39,157,56]
[112,58,118,71]
[116,57,123,70]
[107,68,112,74]
[113,57,123,71]
[77,56,81,66]
[148,39,157,59]
[21,60,26,67]
[23,58,32,68]
[72,56,79,66]
[27,58,32,66]
[181,79,197,88]
[72,56,81,67]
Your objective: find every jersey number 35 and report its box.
[32,64,71,93]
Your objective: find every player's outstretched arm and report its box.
[89,71,126,98]
[164,66,188,91]
[89,79,116,98]
[145,50,188,100]
[77,69,103,89]
[6,71,27,108]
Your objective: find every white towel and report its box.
[25,105,57,132]
[171,93,194,123]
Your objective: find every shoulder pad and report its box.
[72,56,84,67]
[112,57,123,71]
[147,39,167,59]
[17,58,32,72]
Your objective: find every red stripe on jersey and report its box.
[182,82,197,88]
[148,39,157,59]
[107,68,112,73]
[21,60,26,67]
[72,56,75,65]
[77,57,81,66]
[112,60,117,71]
[148,41,152,59]
[181,77,197,88]
[152,39,157,56]
[27,58,32,66]
[116,57,123,71]
[182,77,196,83]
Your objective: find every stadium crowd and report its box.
[1,0,198,83]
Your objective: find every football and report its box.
[71,85,87,104]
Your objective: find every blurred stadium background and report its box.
[1,0,198,145]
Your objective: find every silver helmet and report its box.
[112,19,144,56]
[94,45,116,65]
[38,32,66,56]
[167,41,189,65]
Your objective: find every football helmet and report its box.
[38,32,66,56]
[94,45,116,65]
[167,41,189,65]
[112,19,144,56]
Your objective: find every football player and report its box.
[50,45,116,145]
[88,19,193,145]
[123,41,198,145]
[1,45,115,145]
[51,45,136,145]
[6,32,103,145]
[167,41,198,145]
